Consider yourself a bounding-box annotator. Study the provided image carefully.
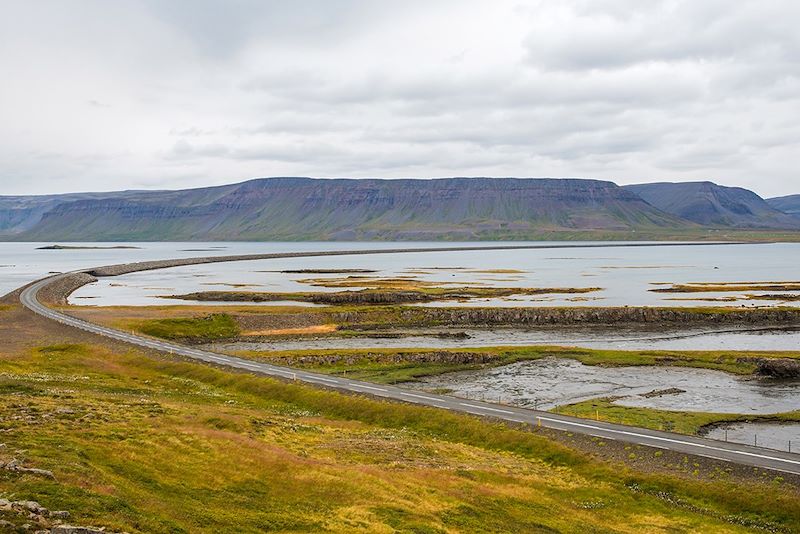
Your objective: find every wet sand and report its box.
[407,357,800,414]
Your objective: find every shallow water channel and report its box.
[209,326,800,352]
[405,358,800,414]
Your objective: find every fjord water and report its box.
[33,241,800,308]
[0,241,445,296]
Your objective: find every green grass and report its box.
[234,345,800,384]
[135,313,240,341]
[553,398,800,435]
[2,342,800,532]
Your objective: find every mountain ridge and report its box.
[767,194,800,219]
[1,177,796,241]
[623,181,800,229]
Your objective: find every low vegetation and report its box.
[96,304,800,342]
[136,313,240,341]
[2,341,800,532]
[652,281,800,293]
[163,284,602,306]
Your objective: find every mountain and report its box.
[624,181,800,229]
[0,177,694,241]
[767,195,800,219]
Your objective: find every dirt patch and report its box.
[243,324,338,336]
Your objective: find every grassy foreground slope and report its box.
[1,306,800,532]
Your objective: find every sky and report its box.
[1,0,798,197]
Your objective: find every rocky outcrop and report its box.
[1,458,55,478]
[0,498,71,532]
[748,358,800,378]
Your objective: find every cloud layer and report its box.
[1,0,798,196]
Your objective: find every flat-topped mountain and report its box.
[767,194,800,219]
[2,177,797,241]
[1,177,692,241]
[624,181,800,229]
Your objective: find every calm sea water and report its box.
[1,241,798,308]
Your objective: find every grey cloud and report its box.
[0,0,798,197]
[523,1,800,72]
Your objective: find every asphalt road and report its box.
[17,248,800,476]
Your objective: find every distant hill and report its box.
[0,177,695,241]
[624,181,800,229]
[767,194,800,219]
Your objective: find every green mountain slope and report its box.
[3,177,697,241]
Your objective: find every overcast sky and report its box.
[1,0,798,197]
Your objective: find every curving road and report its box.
[17,246,800,476]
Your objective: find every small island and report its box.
[36,244,142,250]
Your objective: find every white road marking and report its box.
[354,384,388,392]
[399,392,442,402]
[313,376,339,384]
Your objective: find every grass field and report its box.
[2,336,800,532]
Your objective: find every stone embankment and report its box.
[333,306,800,328]
[36,273,98,305]
[83,245,587,277]
[267,350,492,367]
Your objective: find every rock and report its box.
[753,358,800,379]
[639,388,686,398]
[49,511,70,520]
[50,526,111,534]
[19,467,56,479]
[19,500,48,515]
[1,459,55,479]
